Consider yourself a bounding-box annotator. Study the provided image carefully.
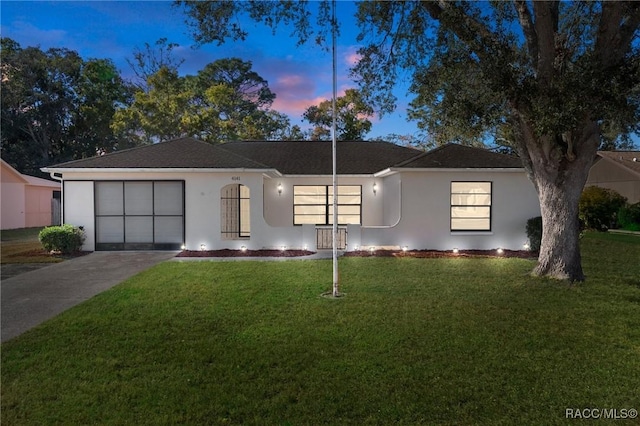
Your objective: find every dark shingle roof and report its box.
[219,141,420,174]
[395,144,523,169]
[45,138,524,174]
[46,137,269,169]
[596,151,640,178]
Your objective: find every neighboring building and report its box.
[586,151,640,203]
[42,138,541,252]
[1,159,61,230]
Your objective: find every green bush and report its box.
[39,225,86,254]
[525,216,542,252]
[579,186,627,231]
[618,202,640,231]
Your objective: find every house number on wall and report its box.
[231,176,241,181]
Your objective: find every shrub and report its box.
[578,186,627,231]
[526,216,543,252]
[618,202,640,231]
[39,225,86,254]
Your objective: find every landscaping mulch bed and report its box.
[176,249,537,259]
[176,249,316,258]
[344,249,538,259]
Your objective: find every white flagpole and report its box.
[331,0,339,297]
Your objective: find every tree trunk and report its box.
[534,177,585,281]
[518,118,599,282]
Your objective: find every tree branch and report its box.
[513,0,538,66]
[532,1,559,85]
[596,2,640,65]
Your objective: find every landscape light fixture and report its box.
[181,244,186,250]
[281,245,287,252]
[523,242,531,251]
[369,246,376,253]
[497,248,504,255]
[200,243,206,251]
[402,246,408,252]
[452,248,459,254]
[240,245,247,252]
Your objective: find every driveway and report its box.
[1,251,176,343]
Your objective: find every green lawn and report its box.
[2,233,639,425]
[1,227,62,264]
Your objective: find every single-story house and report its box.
[586,151,640,203]
[1,159,61,230]
[42,137,541,252]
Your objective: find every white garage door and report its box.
[95,181,184,250]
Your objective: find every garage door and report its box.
[95,181,184,250]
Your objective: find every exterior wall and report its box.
[24,185,56,227]
[359,170,540,251]
[64,181,95,249]
[62,171,310,251]
[1,182,26,230]
[586,158,640,203]
[60,169,539,252]
[1,162,27,230]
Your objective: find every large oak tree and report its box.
[179,1,640,281]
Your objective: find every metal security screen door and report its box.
[95,181,184,250]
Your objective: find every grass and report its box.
[2,232,639,425]
[0,227,62,264]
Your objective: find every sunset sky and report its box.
[1,1,420,139]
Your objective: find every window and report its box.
[451,182,492,231]
[221,184,250,239]
[294,185,361,225]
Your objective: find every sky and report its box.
[1,0,420,140]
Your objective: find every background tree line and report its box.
[1,37,376,176]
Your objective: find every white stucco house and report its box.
[42,137,541,252]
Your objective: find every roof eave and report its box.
[41,167,279,174]
[387,167,526,173]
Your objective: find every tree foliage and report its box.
[113,58,290,143]
[303,89,374,140]
[1,38,132,175]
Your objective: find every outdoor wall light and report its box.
[402,246,408,252]
[523,242,531,251]
[373,182,378,195]
[452,248,459,254]
[200,243,206,251]
[240,245,247,252]
[497,248,504,255]
[277,183,283,195]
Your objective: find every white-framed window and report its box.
[293,185,361,225]
[221,184,250,239]
[450,181,492,231]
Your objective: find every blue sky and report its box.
[1,1,419,139]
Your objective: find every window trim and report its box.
[293,185,362,226]
[450,181,492,232]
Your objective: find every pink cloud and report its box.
[343,46,362,67]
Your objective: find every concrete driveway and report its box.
[1,251,176,343]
